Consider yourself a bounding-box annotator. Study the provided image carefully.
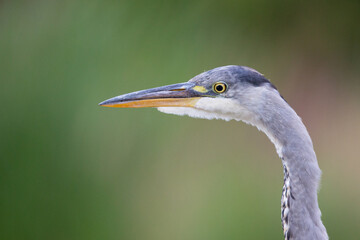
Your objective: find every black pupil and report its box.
[216,84,224,92]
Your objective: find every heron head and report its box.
[99,65,279,122]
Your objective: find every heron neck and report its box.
[254,93,328,240]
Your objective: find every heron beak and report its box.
[99,82,206,108]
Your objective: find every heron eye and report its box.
[213,82,227,93]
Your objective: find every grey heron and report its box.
[99,65,328,240]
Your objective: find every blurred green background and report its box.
[1,0,360,239]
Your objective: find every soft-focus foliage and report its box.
[1,0,359,239]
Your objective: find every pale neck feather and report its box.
[158,87,328,239]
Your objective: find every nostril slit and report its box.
[169,88,185,91]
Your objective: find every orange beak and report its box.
[99,82,204,108]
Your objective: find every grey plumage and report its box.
[100,65,329,240]
[191,66,328,239]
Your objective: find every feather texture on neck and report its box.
[158,87,328,240]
